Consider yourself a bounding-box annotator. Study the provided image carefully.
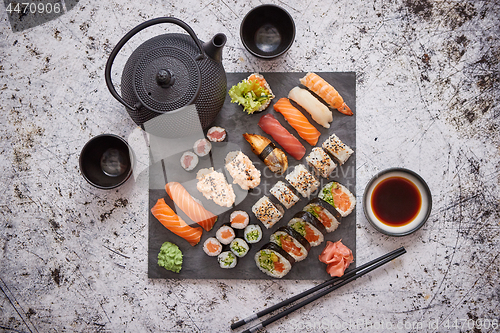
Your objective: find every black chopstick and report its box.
[231,247,406,331]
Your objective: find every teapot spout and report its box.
[203,33,226,62]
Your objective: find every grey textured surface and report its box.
[1,0,499,332]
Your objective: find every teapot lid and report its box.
[132,45,201,113]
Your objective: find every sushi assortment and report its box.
[152,72,357,279]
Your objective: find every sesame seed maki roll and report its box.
[254,243,295,278]
[244,224,263,244]
[303,198,342,233]
[322,133,354,165]
[288,211,325,247]
[318,182,356,217]
[251,196,284,229]
[216,224,236,245]
[306,147,337,178]
[285,164,320,198]
[218,251,237,269]
[230,238,250,258]
[270,226,311,262]
[203,237,223,257]
[270,181,300,209]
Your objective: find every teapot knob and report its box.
[156,69,175,88]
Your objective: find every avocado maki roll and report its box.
[318,182,356,217]
[230,238,250,258]
[254,243,295,278]
[244,224,263,244]
[288,211,325,247]
[218,251,237,269]
[303,198,342,233]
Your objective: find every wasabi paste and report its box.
[157,242,183,273]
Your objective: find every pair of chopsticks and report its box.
[231,246,406,333]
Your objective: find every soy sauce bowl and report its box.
[240,4,295,59]
[79,134,133,189]
[363,168,432,236]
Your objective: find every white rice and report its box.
[203,237,222,256]
[193,138,212,157]
[285,164,320,198]
[218,251,237,268]
[254,249,292,278]
[230,210,250,229]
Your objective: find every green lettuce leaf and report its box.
[228,79,271,114]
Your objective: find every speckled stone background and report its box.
[1,0,499,332]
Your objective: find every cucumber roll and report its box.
[255,243,295,278]
[244,224,263,244]
[230,238,250,258]
[270,226,311,262]
[303,198,342,233]
[288,211,325,247]
[218,251,237,268]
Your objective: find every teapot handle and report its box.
[105,17,205,111]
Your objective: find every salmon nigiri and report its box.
[300,72,353,116]
[151,198,203,246]
[165,182,218,231]
[258,113,306,160]
[273,98,321,146]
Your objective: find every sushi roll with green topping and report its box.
[218,251,237,268]
[244,224,263,244]
[230,238,250,258]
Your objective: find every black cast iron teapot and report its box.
[105,17,227,130]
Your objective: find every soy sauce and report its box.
[371,176,421,226]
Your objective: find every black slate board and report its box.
[148,72,356,280]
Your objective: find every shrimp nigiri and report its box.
[300,72,353,116]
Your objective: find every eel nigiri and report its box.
[288,87,333,128]
[273,98,321,146]
[165,182,218,231]
[300,72,353,116]
[243,133,288,174]
[258,113,306,160]
[151,198,203,246]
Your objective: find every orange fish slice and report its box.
[165,182,218,231]
[151,198,203,246]
[273,98,321,146]
[300,72,353,116]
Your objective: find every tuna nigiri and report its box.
[151,198,203,246]
[300,72,353,116]
[273,98,321,146]
[288,87,333,128]
[165,182,218,231]
[258,113,306,160]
